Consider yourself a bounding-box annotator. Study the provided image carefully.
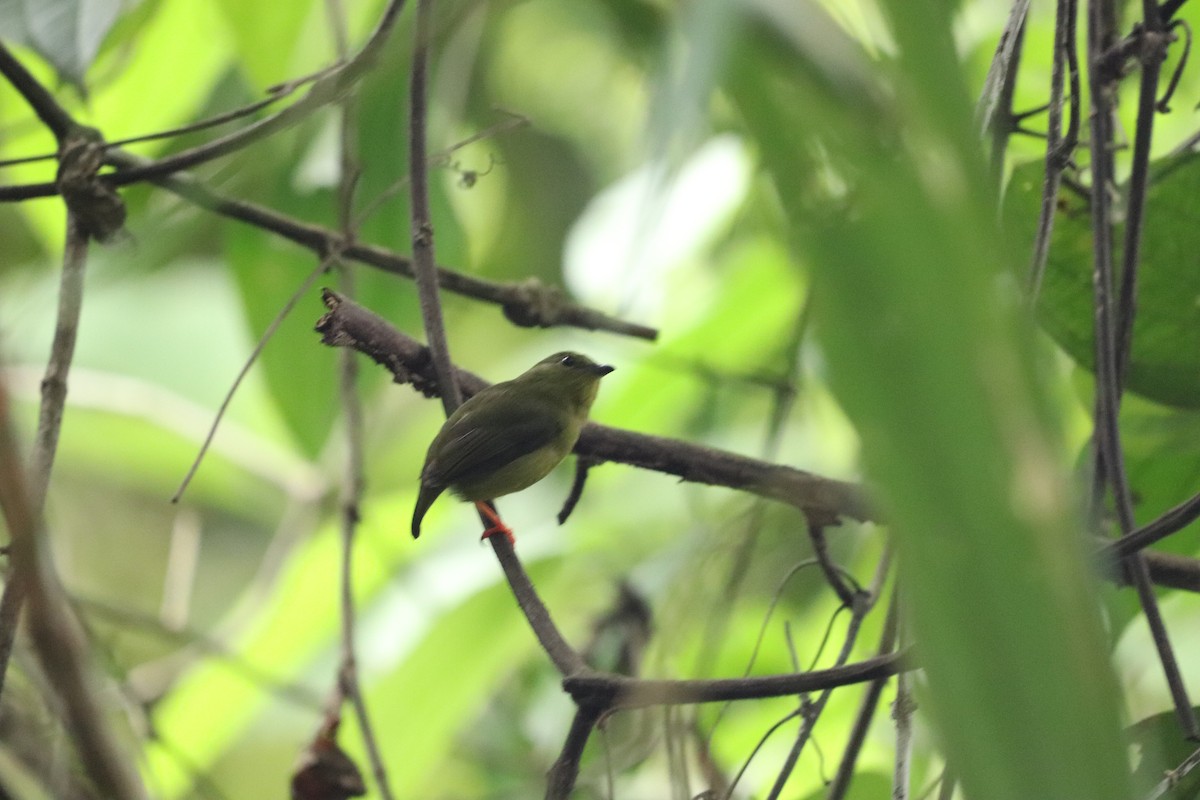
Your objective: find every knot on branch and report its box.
[501,278,569,329]
[56,127,125,242]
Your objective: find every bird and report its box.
[412,351,614,541]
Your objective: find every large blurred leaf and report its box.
[0,0,120,87]
[729,3,1130,800]
[1006,154,1200,408]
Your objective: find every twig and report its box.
[0,43,77,139]
[935,767,957,800]
[977,0,1031,173]
[808,521,857,606]
[0,63,342,169]
[763,551,891,799]
[324,0,394,793]
[489,534,586,675]
[0,205,90,696]
[147,170,655,339]
[1086,0,1198,739]
[408,0,459,416]
[0,230,148,800]
[545,704,605,800]
[0,0,407,199]
[976,0,1032,155]
[1102,490,1200,559]
[825,593,900,800]
[171,258,331,502]
[0,44,653,341]
[1028,0,1080,301]
[1142,743,1200,800]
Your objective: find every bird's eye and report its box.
[560,355,577,368]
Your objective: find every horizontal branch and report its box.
[315,289,874,525]
[144,171,655,340]
[563,650,909,710]
[315,290,1200,592]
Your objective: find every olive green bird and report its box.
[412,352,614,540]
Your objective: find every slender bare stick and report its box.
[1085,0,1198,738]
[0,203,90,696]
[0,218,148,800]
[826,594,900,800]
[171,259,330,502]
[323,0,395,795]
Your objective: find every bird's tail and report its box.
[411,484,443,538]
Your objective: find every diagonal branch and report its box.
[314,289,874,525]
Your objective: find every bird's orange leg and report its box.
[475,501,515,545]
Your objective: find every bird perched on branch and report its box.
[412,351,614,542]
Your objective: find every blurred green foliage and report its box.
[2,0,1200,798]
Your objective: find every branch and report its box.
[314,290,874,525]
[0,299,148,800]
[0,42,77,140]
[408,0,459,416]
[562,650,909,710]
[148,170,653,338]
[1086,0,1198,738]
[544,704,604,800]
[0,44,655,341]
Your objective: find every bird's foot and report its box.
[475,501,515,545]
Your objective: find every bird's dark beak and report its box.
[593,364,615,377]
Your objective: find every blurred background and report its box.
[2,0,1200,797]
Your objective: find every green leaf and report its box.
[1128,707,1200,799]
[1006,154,1200,408]
[0,0,121,87]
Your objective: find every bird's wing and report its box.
[422,391,565,488]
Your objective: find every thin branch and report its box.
[1102,490,1200,559]
[325,0,394,793]
[0,229,148,800]
[808,521,857,606]
[0,204,90,696]
[146,169,655,339]
[490,534,586,675]
[763,550,892,800]
[562,650,908,711]
[1086,0,1198,738]
[976,0,1032,152]
[171,258,331,502]
[1142,743,1200,800]
[408,0,459,416]
[1115,7,1169,385]
[0,45,654,341]
[1028,0,1080,301]
[977,0,1031,173]
[826,593,900,800]
[545,704,604,800]
[0,42,77,140]
[0,0,407,198]
[0,63,342,169]
[99,0,407,188]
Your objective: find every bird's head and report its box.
[518,351,614,411]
